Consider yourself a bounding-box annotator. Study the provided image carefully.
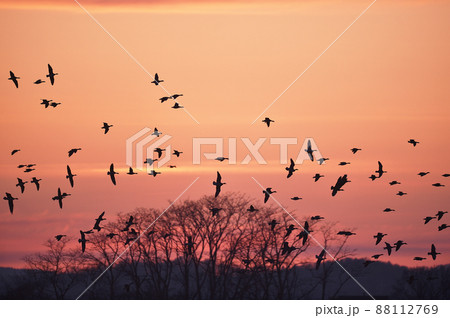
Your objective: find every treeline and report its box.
[0,194,448,299]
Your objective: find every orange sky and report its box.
[0,0,449,268]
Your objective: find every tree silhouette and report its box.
[20,192,361,299]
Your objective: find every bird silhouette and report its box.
[8,71,20,88]
[383,208,395,213]
[127,167,137,175]
[122,216,136,232]
[144,158,158,166]
[52,187,70,209]
[268,219,279,231]
[107,163,118,185]
[315,249,326,269]
[373,232,387,245]
[16,178,27,193]
[101,122,113,134]
[31,177,42,191]
[331,175,350,196]
[68,148,82,157]
[371,254,383,259]
[350,148,361,154]
[11,149,20,156]
[305,140,316,162]
[152,127,162,137]
[337,231,356,237]
[215,156,228,162]
[285,158,297,178]
[438,224,448,231]
[159,96,170,103]
[297,221,310,245]
[338,162,350,166]
[285,224,297,238]
[311,215,324,220]
[396,191,407,196]
[33,79,45,84]
[317,158,329,165]
[384,242,393,256]
[442,174,450,177]
[281,242,297,256]
[210,207,222,217]
[78,230,88,253]
[375,161,386,178]
[424,216,436,224]
[93,211,106,232]
[427,244,440,260]
[436,211,448,221]
[66,165,76,188]
[393,240,407,251]
[49,102,61,108]
[154,148,165,158]
[46,64,58,85]
[313,173,324,182]
[151,73,163,85]
[40,99,52,108]
[169,165,176,168]
[413,257,426,261]
[247,205,258,212]
[170,94,183,99]
[148,170,161,177]
[408,139,419,147]
[171,102,184,109]
[432,183,445,187]
[389,181,401,186]
[369,174,377,181]
[55,235,66,241]
[24,168,35,173]
[263,187,276,203]
[3,193,17,214]
[418,172,429,177]
[106,233,118,239]
[262,117,274,127]
[173,150,183,157]
[213,171,225,197]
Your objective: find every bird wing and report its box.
[290,158,295,168]
[215,185,221,197]
[216,171,222,183]
[378,161,383,171]
[319,249,326,258]
[8,197,14,214]
[264,191,270,203]
[48,64,53,75]
[154,73,159,81]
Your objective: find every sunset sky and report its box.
[0,0,449,268]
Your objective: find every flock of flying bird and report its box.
[3,67,448,271]
[209,137,447,268]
